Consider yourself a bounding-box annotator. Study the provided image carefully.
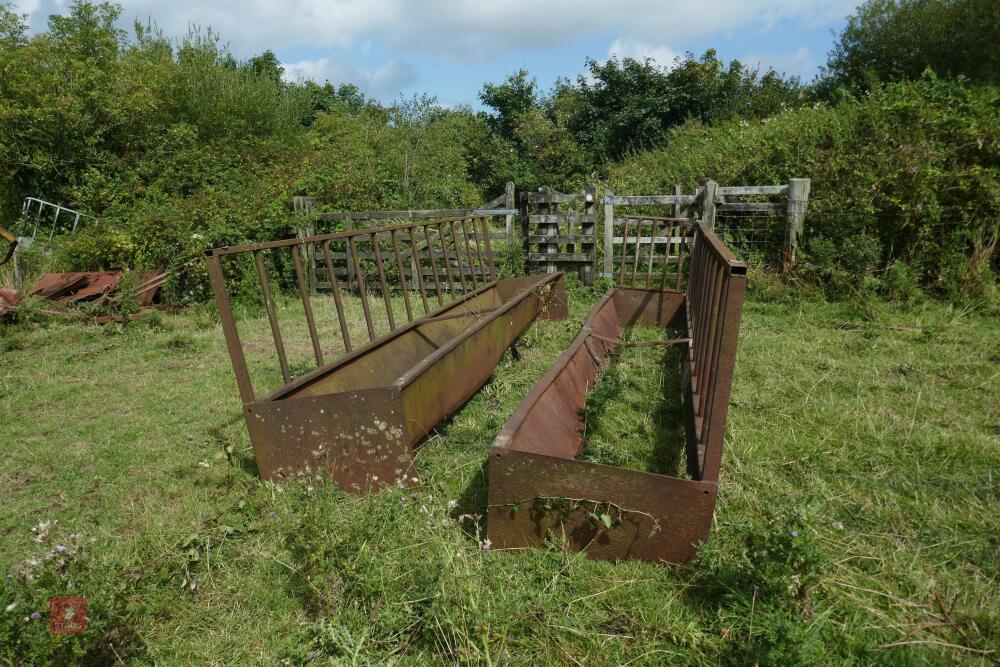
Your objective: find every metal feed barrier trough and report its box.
[488,221,746,563]
[206,216,568,493]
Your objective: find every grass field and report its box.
[1,282,999,665]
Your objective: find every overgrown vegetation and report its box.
[819,0,1000,94]
[2,0,998,302]
[610,73,1000,302]
[1,1,998,663]
[1,286,997,663]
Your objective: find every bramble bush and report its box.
[608,73,1000,302]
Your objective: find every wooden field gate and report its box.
[603,179,810,280]
[519,186,598,284]
[520,178,809,285]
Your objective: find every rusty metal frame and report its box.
[205,217,568,493]
[488,222,746,563]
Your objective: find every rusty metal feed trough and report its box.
[488,222,746,563]
[206,217,568,493]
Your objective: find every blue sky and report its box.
[16,0,860,108]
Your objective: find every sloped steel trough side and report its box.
[488,224,746,563]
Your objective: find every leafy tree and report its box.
[561,51,802,163]
[821,0,1000,92]
[245,49,284,84]
[480,69,539,140]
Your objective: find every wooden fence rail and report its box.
[603,178,810,276]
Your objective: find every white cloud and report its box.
[13,0,857,98]
[742,46,815,78]
[17,0,858,60]
[282,58,417,97]
[607,38,680,68]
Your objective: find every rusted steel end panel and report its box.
[536,273,569,321]
[246,386,416,492]
[610,287,685,329]
[488,449,717,563]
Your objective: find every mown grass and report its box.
[1,283,999,665]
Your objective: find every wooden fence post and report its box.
[540,187,557,274]
[344,212,355,287]
[673,185,682,218]
[702,180,718,231]
[582,186,596,285]
[603,189,614,278]
[519,192,530,275]
[782,178,811,273]
[504,181,515,240]
[293,196,317,294]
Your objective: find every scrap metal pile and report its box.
[208,216,747,564]
[1,198,170,320]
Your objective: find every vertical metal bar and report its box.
[460,219,479,290]
[645,219,655,287]
[321,240,352,353]
[31,200,40,238]
[349,234,376,341]
[697,262,723,407]
[292,244,324,366]
[479,216,497,281]
[703,268,729,442]
[409,227,430,314]
[675,223,687,290]
[439,222,458,297]
[344,213,355,285]
[619,217,629,285]
[630,218,641,285]
[449,221,468,294]
[424,224,444,306]
[205,255,255,404]
[660,223,674,290]
[390,229,414,322]
[48,208,60,241]
[696,261,723,457]
[371,232,396,330]
[254,250,291,383]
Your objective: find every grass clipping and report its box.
[578,324,687,477]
